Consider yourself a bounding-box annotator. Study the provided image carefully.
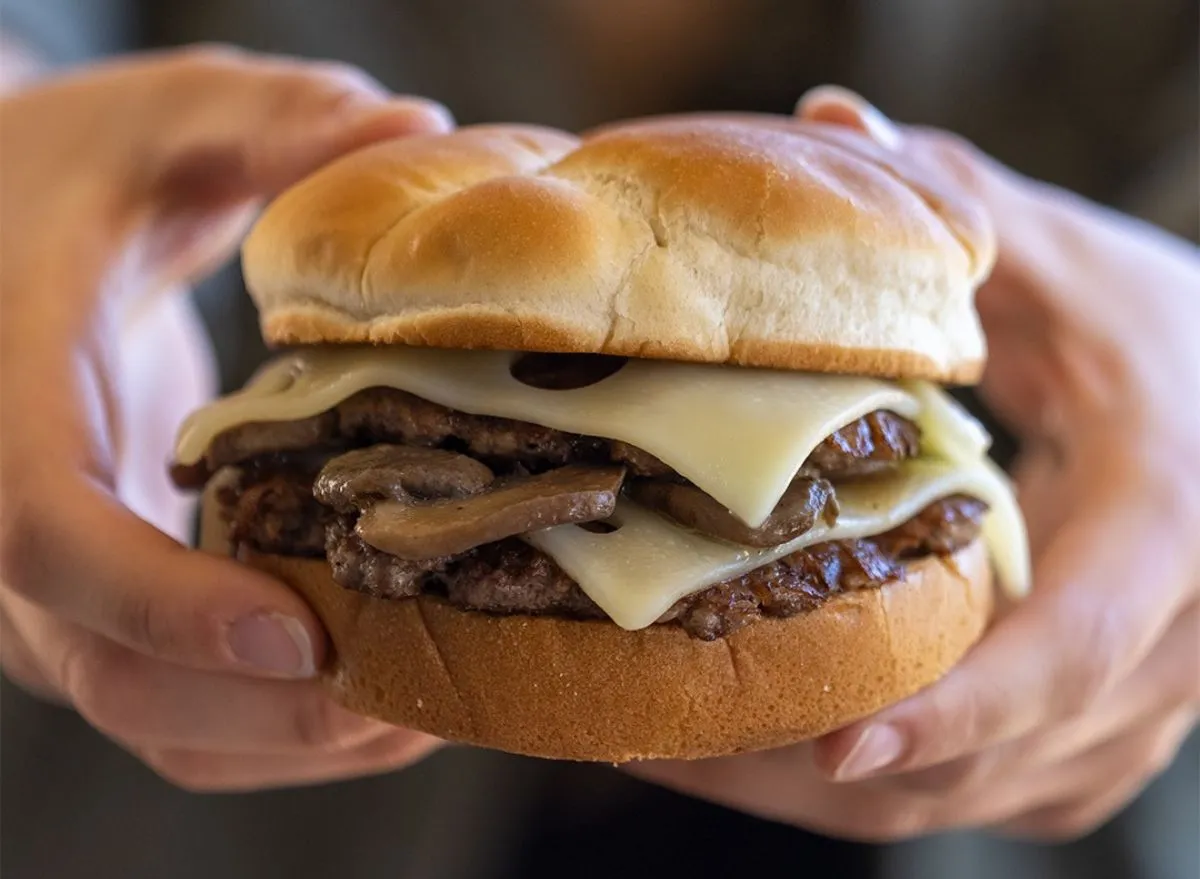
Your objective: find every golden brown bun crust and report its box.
[238,541,992,762]
[243,118,996,383]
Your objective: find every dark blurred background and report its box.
[1,1,1197,878]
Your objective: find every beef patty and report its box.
[214,460,985,640]
[192,383,966,641]
[315,495,985,641]
[207,393,920,558]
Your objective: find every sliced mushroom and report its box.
[314,445,494,512]
[356,465,625,560]
[628,477,838,547]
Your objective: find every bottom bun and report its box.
[235,538,992,762]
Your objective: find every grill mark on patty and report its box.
[216,466,985,640]
[195,389,942,641]
[429,495,986,640]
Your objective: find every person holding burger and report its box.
[1,46,1197,854]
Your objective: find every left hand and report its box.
[633,87,1200,841]
[0,47,452,790]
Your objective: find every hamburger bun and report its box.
[200,478,992,762]
[193,115,1010,763]
[243,119,995,382]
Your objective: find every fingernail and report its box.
[419,101,456,133]
[795,85,903,150]
[227,613,316,678]
[834,724,905,780]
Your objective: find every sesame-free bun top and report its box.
[243,116,996,382]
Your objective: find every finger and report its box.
[904,709,1200,835]
[883,600,1200,797]
[632,709,1195,844]
[147,47,453,202]
[5,597,388,754]
[793,88,1016,202]
[0,223,321,678]
[792,87,1068,436]
[628,745,845,833]
[140,730,443,793]
[0,467,325,677]
[1,49,452,244]
[794,85,903,150]
[150,90,452,202]
[790,87,996,277]
[632,746,957,843]
[0,594,64,702]
[990,710,1197,841]
[815,465,1195,781]
[1033,599,1200,765]
[130,52,453,288]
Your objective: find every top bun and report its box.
[243,116,996,382]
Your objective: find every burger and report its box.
[173,116,1029,762]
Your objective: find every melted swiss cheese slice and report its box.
[176,346,920,527]
[176,346,1030,627]
[530,457,1025,629]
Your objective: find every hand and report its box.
[0,47,451,791]
[633,87,1200,841]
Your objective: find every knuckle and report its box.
[910,128,990,187]
[0,614,64,704]
[261,60,381,123]
[291,692,362,751]
[851,802,936,843]
[111,590,209,662]
[1143,721,1189,778]
[1187,670,1200,709]
[1056,608,1128,718]
[144,750,222,793]
[170,43,247,75]
[60,636,137,736]
[1,663,63,703]
[905,680,997,766]
[1028,807,1108,842]
[111,592,158,654]
[895,754,990,797]
[921,129,981,164]
[302,61,384,99]
[0,498,50,601]
[1137,456,1200,532]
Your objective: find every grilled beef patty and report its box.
[213,456,984,641]
[190,377,974,641]
[208,395,920,560]
[318,495,985,640]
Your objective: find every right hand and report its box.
[633,88,1200,841]
[0,47,449,790]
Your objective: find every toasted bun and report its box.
[232,536,992,762]
[243,118,996,383]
